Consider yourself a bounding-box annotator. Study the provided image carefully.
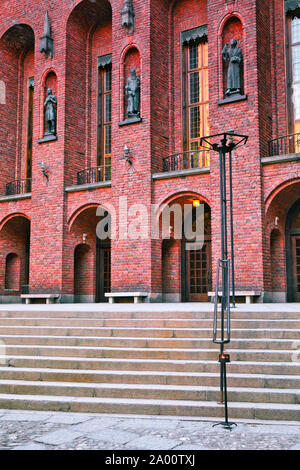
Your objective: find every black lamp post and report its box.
[200,131,248,430]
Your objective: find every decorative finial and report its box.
[40,11,53,58]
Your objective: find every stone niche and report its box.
[119,46,142,126]
[219,15,247,105]
[39,71,58,143]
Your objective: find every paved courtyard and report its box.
[0,409,299,451]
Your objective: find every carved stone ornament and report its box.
[40,11,53,58]
[121,0,135,34]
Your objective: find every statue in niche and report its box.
[222,38,243,96]
[125,69,140,118]
[44,87,57,135]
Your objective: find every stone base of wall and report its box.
[263,291,287,303]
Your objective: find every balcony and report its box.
[77,165,111,185]
[65,165,111,194]
[269,133,300,157]
[162,149,210,173]
[6,179,31,196]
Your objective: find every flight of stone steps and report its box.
[0,308,299,421]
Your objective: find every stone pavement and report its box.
[0,409,299,450]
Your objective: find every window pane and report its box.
[189,44,198,70]
[189,72,199,104]
[203,68,209,101]
[105,69,112,92]
[293,45,300,82]
[105,94,111,123]
[292,17,300,44]
[190,106,200,139]
[202,41,208,67]
[105,125,111,155]
[293,83,300,120]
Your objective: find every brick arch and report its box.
[265,178,300,213]
[0,213,30,232]
[0,23,35,44]
[156,190,211,222]
[68,202,113,231]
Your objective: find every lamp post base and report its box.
[213,421,237,431]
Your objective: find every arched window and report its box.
[182,26,209,167]
[286,2,300,133]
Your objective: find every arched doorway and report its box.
[0,215,30,298]
[160,195,211,302]
[70,205,111,303]
[181,202,212,302]
[286,199,300,301]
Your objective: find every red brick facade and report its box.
[0,0,299,303]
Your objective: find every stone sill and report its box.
[0,193,31,203]
[152,167,210,180]
[65,181,111,193]
[261,153,300,165]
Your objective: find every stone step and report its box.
[1,357,298,375]
[0,318,299,329]
[0,380,298,404]
[1,337,297,352]
[1,367,299,388]
[0,310,299,319]
[1,327,299,342]
[0,393,299,420]
[0,345,296,364]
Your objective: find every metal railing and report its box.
[77,165,111,185]
[269,132,300,157]
[162,149,210,172]
[6,179,31,196]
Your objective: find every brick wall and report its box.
[0,0,298,302]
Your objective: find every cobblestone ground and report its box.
[0,410,299,451]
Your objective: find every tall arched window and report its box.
[286,3,300,133]
[182,26,209,168]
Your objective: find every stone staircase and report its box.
[0,308,299,421]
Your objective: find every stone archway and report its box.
[286,199,300,302]
[159,194,211,302]
[69,205,111,303]
[0,215,30,302]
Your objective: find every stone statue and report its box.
[222,38,242,96]
[125,69,140,118]
[44,88,57,135]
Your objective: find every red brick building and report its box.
[0,0,300,304]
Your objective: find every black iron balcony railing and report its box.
[6,178,31,196]
[77,165,111,185]
[162,149,210,172]
[269,132,300,157]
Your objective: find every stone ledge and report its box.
[0,193,31,203]
[65,182,111,193]
[218,94,248,106]
[152,167,210,180]
[261,153,300,165]
[38,135,58,144]
[118,116,142,126]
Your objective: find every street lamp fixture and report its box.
[200,130,248,430]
